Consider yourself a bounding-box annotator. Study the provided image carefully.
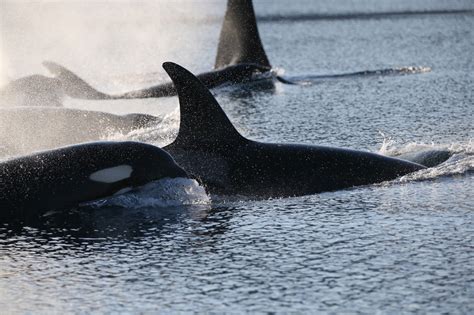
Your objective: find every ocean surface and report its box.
[0,0,473,313]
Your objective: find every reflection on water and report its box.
[1,175,472,313]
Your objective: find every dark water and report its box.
[0,0,473,313]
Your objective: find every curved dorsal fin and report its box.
[215,0,271,69]
[162,62,246,148]
[42,61,111,99]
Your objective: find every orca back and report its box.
[43,61,112,100]
[160,62,426,197]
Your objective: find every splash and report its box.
[107,107,180,147]
[83,178,210,209]
[377,132,394,155]
[0,1,214,92]
[378,133,473,156]
[378,136,473,183]
[396,150,473,183]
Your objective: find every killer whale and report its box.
[214,0,270,69]
[41,0,432,102]
[41,60,273,100]
[37,0,279,102]
[0,141,188,221]
[2,0,430,106]
[0,107,161,156]
[161,62,429,198]
[0,74,64,107]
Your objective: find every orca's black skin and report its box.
[394,149,452,168]
[161,62,428,198]
[0,107,161,156]
[0,141,188,222]
[215,0,270,69]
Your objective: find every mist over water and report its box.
[0,1,221,79]
[0,0,473,313]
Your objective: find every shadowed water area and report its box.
[0,0,473,313]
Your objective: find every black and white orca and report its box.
[160,62,442,198]
[0,107,161,156]
[0,141,188,221]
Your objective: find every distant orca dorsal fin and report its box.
[163,62,247,148]
[215,0,271,69]
[42,61,111,100]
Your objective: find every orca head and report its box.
[215,0,271,69]
[87,142,189,190]
[162,62,248,152]
[128,142,190,184]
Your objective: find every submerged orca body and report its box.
[394,149,453,168]
[0,141,188,221]
[39,0,275,101]
[161,62,427,198]
[0,74,65,107]
[42,61,272,100]
[0,107,161,156]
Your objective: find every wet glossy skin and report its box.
[166,140,424,197]
[162,62,424,198]
[0,141,187,221]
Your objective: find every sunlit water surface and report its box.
[0,0,473,313]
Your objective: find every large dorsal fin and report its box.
[42,61,112,99]
[214,0,271,69]
[162,62,247,148]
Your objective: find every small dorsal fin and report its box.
[214,0,271,69]
[42,61,111,99]
[162,62,247,148]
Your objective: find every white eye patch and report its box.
[89,165,133,184]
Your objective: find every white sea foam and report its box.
[84,178,210,209]
[378,135,473,183]
[396,152,473,183]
